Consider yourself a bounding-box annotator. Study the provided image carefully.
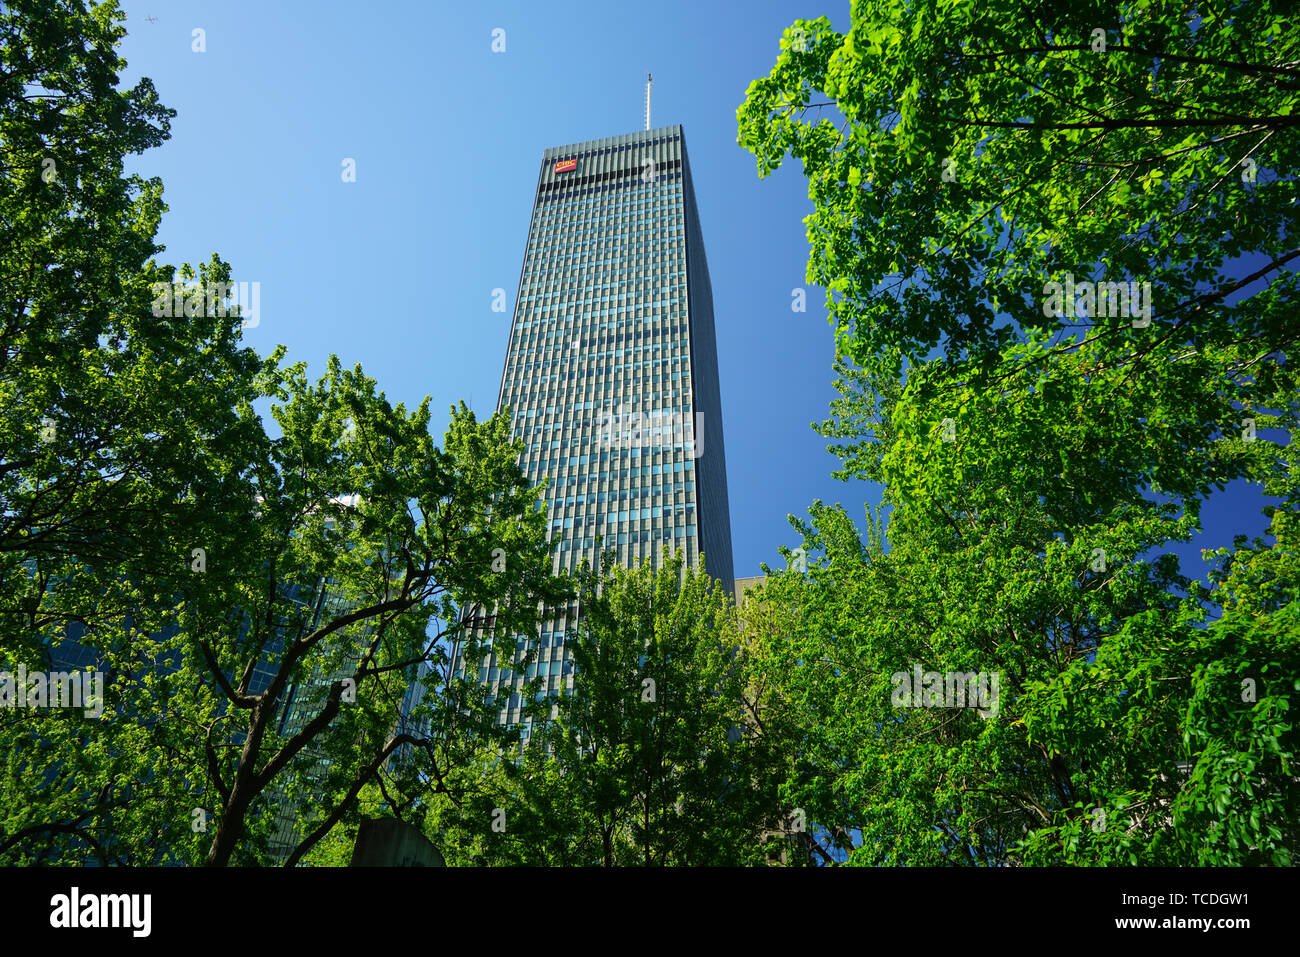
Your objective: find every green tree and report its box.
[0,1,570,866]
[428,552,784,866]
[742,340,1299,864]
[737,2,1298,531]
[735,0,1299,865]
[0,0,276,864]
[2,354,568,865]
[738,1,1299,388]
[190,363,569,866]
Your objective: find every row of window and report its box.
[480,659,573,684]
[542,493,698,528]
[540,166,682,196]
[504,395,695,430]
[536,179,682,207]
[545,135,680,166]
[517,292,683,315]
[511,279,686,313]
[513,369,690,393]
[538,188,680,207]
[510,326,687,355]
[512,363,689,382]
[505,374,690,399]
[511,401,692,428]
[510,341,688,363]
[528,244,682,265]
[507,361,690,385]
[516,430,695,456]
[518,271,687,303]
[510,369,688,390]
[541,476,694,499]
[548,523,700,546]
[550,503,695,526]
[516,410,692,432]
[515,305,685,330]
[520,257,685,283]
[529,227,681,248]
[517,284,684,310]
[521,455,695,476]
[531,209,682,233]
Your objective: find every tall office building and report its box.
[460,124,734,732]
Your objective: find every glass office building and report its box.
[457,124,734,733]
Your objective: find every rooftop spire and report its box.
[645,73,652,131]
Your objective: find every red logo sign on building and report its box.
[554,158,577,173]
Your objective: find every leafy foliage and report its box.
[427,552,787,865]
[737,0,1299,865]
[743,343,1298,863]
[738,1,1300,393]
[0,1,570,866]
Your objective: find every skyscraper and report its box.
[460,124,734,733]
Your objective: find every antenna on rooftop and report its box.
[645,73,653,131]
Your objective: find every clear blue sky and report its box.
[114,0,1275,587]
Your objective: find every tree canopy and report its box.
[736,0,1300,865]
[0,0,570,866]
[424,552,789,866]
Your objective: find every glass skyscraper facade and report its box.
[459,124,734,733]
